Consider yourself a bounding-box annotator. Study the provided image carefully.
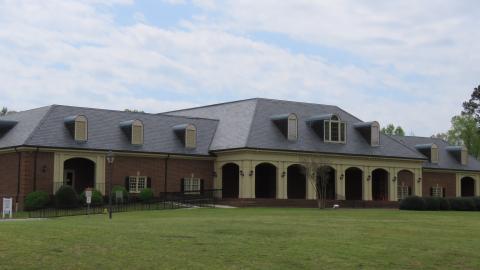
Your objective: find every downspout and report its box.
[33,147,39,191]
[164,154,170,196]
[15,147,21,211]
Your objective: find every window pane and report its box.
[129,177,137,193]
[340,122,346,142]
[331,122,339,141]
[324,121,330,141]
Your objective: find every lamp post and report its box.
[106,150,115,219]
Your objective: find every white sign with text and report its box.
[2,197,13,219]
[85,190,92,205]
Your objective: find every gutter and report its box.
[15,147,21,211]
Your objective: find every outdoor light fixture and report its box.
[240,170,244,176]
[367,175,371,181]
[106,150,115,220]
[417,177,422,183]
[340,174,344,180]
[281,171,286,178]
[393,176,397,182]
[249,170,254,176]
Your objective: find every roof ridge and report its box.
[24,105,56,145]
[387,135,428,159]
[161,98,259,114]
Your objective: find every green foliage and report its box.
[111,186,129,202]
[381,124,405,136]
[139,188,155,203]
[448,197,476,211]
[0,107,7,116]
[423,197,442,211]
[439,198,451,210]
[399,196,424,210]
[462,84,480,121]
[80,189,104,206]
[24,191,50,211]
[472,197,480,211]
[55,185,79,209]
[447,115,480,158]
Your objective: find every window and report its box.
[185,124,197,148]
[183,178,201,194]
[431,185,443,197]
[324,116,346,143]
[397,184,411,200]
[287,114,298,141]
[74,115,88,141]
[129,176,147,193]
[131,120,144,145]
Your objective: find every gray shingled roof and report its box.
[166,98,426,160]
[390,135,480,172]
[0,105,218,156]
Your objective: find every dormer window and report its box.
[173,124,197,149]
[354,121,380,146]
[120,120,144,145]
[415,143,438,164]
[64,115,88,142]
[0,120,17,138]
[271,113,298,141]
[324,115,346,143]
[446,146,468,165]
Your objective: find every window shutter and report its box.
[200,179,205,193]
[340,122,346,142]
[132,124,143,145]
[147,177,152,188]
[181,178,185,193]
[442,188,446,198]
[287,115,297,141]
[430,187,433,196]
[75,120,87,141]
[125,177,130,192]
[324,120,330,141]
[408,187,412,196]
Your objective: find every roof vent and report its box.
[64,115,88,142]
[415,143,439,164]
[120,120,144,145]
[173,124,197,149]
[354,121,380,146]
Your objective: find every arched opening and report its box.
[63,158,95,194]
[287,164,306,199]
[372,169,389,201]
[345,167,363,200]
[255,163,277,198]
[397,170,414,200]
[222,163,239,198]
[317,166,336,200]
[461,177,475,197]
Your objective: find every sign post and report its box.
[2,198,13,219]
[85,190,92,216]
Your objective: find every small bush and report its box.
[80,189,104,206]
[423,197,442,211]
[139,188,155,204]
[24,191,50,211]
[399,196,425,210]
[448,197,476,211]
[55,185,79,209]
[111,186,129,203]
[472,197,480,211]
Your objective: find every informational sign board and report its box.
[2,197,13,219]
[85,190,92,205]
[115,190,123,203]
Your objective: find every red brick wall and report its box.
[167,158,214,192]
[0,153,20,208]
[34,152,54,194]
[422,171,456,197]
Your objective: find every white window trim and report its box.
[397,184,409,201]
[431,184,443,197]
[183,177,201,194]
[129,176,147,193]
[324,119,346,144]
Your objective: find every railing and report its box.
[27,189,222,218]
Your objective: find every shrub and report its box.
[24,191,50,211]
[448,197,476,211]
[439,198,450,211]
[55,185,79,209]
[139,188,155,204]
[472,197,480,211]
[111,186,129,203]
[423,197,442,211]
[399,196,425,211]
[80,189,104,206]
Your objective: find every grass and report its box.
[0,208,479,270]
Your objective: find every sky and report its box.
[0,0,479,136]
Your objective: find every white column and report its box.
[414,169,422,196]
[213,162,222,199]
[277,161,287,199]
[389,168,397,201]
[455,174,461,197]
[335,165,345,200]
[363,167,371,201]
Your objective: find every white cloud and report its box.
[0,0,478,136]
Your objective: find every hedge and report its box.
[24,191,50,211]
[400,196,479,211]
[139,188,155,204]
[111,186,129,202]
[55,185,79,209]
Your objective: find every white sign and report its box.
[85,190,92,205]
[2,198,13,219]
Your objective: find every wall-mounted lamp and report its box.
[417,177,422,183]
[392,176,397,182]
[281,171,286,178]
[367,175,371,181]
[240,170,244,177]
[340,174,344,181]
[42,165,47,173]
[249,170,254,176]
[311,172,315,179]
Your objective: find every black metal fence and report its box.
[27,189,222,218]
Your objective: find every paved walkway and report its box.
[0,218,45,222]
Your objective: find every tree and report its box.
[0,107,7,116]
[462,85,480,122]
[431,133,449,141]
[300,156,332,209]
[381,124,405,136]
[446,115,480,158]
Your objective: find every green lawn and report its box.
[0,208,479,270]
